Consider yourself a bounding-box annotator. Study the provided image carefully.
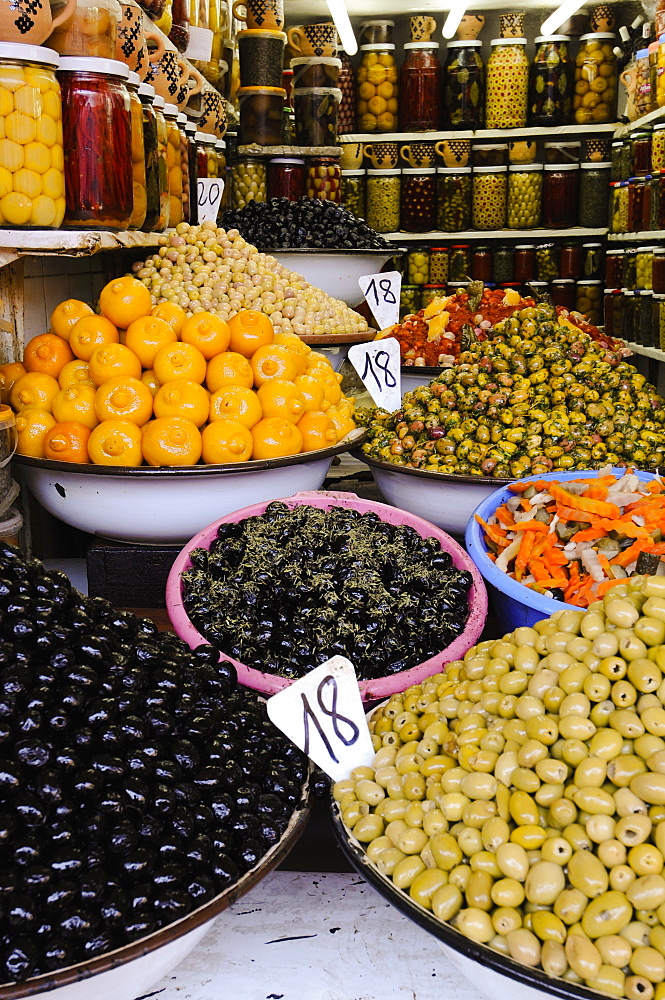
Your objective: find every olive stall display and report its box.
[180,500,474,680]
[335,575,665,1000]
[357,300,665,478]
[0,540,309,986]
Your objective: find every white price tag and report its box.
[348,338,401,412]
[197,177,224,223]
[266,656,375,783]
[185,25,214,61]
[358,269,401,330]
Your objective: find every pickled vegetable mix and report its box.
[477,471,665,606]
[337,575,665,1000]
[359,302,665,478]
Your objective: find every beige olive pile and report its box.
[336,576,665,1000]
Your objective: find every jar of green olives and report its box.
[449,244,470,281]
[536,242,559,281]
[341,168,365,219]
[436,166,471,232]
[400,283,420,317]
[636,245,656,289]
[366,168,400,232]
[610,180,629,233]
[578,161,611,228]
[231,155,266,210]
[485,38,529,129]
[421,284,446,307]
[472,165,507,231]
[407,247,429,285]
[443,39,484,129]
[575,278,603,325]
[528,35,572,126]
[507,163,542,229]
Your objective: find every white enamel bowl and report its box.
[0,784,310,1000]
[270,249,396,305]
[14,430,365,546]
[355,450,510,538]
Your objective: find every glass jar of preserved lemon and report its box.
[355,43,398,133]
[573,32,618,125]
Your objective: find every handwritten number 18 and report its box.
[362,349,397,392]
[301,674,359,764]
[365,277,397,306]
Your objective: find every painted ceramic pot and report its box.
[436,137,471,167]
[401,140,436,168]
[0,0,76,44]
[364,141,398,168]
[590,3,615,31]
[409,14,436,41]
[455,14,484,40]
[117,0,166,78]
[499,11,524,37]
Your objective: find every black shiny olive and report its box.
[78,873,106,904]
[212,854,240,888]
[120,848,152,878]
[235,837,263,871]
[44,881,78,912]
[83,932,115,958]
[153,890,190,920]
[124,914,157,938]
[186,874,217,901]
[58,908,93,938]
[5,938,35,981]
[13,834,40,866]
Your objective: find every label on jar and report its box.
[197,177,225,222]
[358,270,401,329]
[266,655,375,781]
[348,337,401,413]
[185,26,214,61]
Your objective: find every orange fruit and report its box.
[69,315,119,361]
[141,369,160,397]
[153,380,209,427]
[23,333,74,378]
[227,310,274,358]
[327,405,356,442]
[321,379,342,408]
[181,312,230,360]
[50,298,94,340]
[273,331,310,357]
[153,342,207,385]
[10,372,59,413]
[294,374,325,413]
[0,361,26,405]
[99,275,152,328]
[151,301,187,336]
[250,345,297,387]
[141,416,202,467]
[251,416,303,460]
[88,418,143,466]
[58,358,95,390]
[94,376,154,426]
[256,380,305,424]
[15,407,57,457]
[43,421,91,464]
[208,385,262,429]
[124,315,177,368]
[88,344,142,386]
[206,351,253,392]
[307,352,335,371]
[53,384,98,429]
[297,411,338,452]
[201,418,252,464]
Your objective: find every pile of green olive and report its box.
[357,303,665,478]
[335,576,665,1000]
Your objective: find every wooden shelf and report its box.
[614,107,665,138]
[382,227,608,242]
[625,340,665,362]
[0,229,165,259]
[339,124,617,144]
[608,232,665,243]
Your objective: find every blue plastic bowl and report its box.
[465,468,659,632]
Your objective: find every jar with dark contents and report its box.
[640,289,654,346]
[623,248,638,290]
[436,167,471,232]
[528,34,572,126]
[152,95,169,230]
[185,121,198,224]
[449,244,470,281]
[429,248,449,284]
[177,112,190,224]
[216,140,228,214]
[632,130,653,177]
[575,279,602,325]
[338,48,356,133]
[267,158,305,201]
[581,243,604,280]
[611,140,623,181]
[653,292,665,350]
[493,247,513,283]
[59,57,133,230]
[651,172,660,231]
[536,243,559,282]
[443,40,484,129]
[610,288,624,341]
[578,162,611,228]
[400,168,436,233]
[169,0,190,51]
[195,131,208,180]
[654,249,665,293]
[642,175,653,232]
[604,288,618,333]
[605,249,623,288]
[513,245,535,284]
[138,82,160,231]
[622,290,637,342]
[654,171,665,230]
[627,177,646,232]
[400,284,421,318]
[399,41,442,131]
[542,163,578,228]
[340,169,365,218]
[559,244,582,280]
[550,279,576,310]
[471,246,493,282]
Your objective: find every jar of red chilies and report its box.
[58,57,133,229]
[399,41,442,131]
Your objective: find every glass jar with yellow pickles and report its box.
[163,102,182,226]
[485,38,529,129]
[356,43,398,134]
[573,32,617,124]
[126,70,146,229]
[177,110,190,223]
[49,0,121,60]
[0,43,65,228]
[152,92,169,231]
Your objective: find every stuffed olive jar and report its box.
[485,38,529,130]
[444,40,484,129]
[528,34,572,126]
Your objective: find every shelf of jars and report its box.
[339,124,619,144]
[383,227,609,242]
[0,229,165,259]
[608,232,665,242]
[614,107,665,138]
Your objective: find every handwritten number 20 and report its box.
[301,674,359,764]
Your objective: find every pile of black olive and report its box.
[222,197,396,251]
[0,542,307,985]
[181,502,473,680]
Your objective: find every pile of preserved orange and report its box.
[4,275,356,467]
